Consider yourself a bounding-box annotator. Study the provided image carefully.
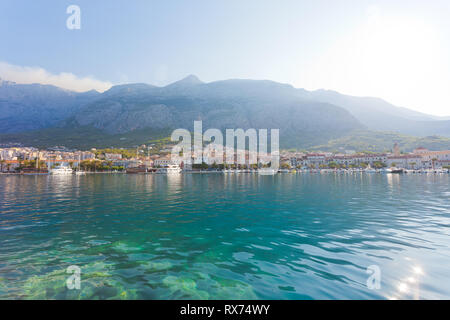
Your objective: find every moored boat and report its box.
[50,165,73,175]
[258,168,277,175]
[156,164,181,174]
[75,155,86,175]
[21,168,49,175]
[389,167,404,174]
[126,165,148,174]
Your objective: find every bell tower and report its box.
[393,143,400,156]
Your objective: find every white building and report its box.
[386,155,423,169]
[304,154,327,168]
[154,156,182,167]
[105,153,122,161]
[417,150,450,162]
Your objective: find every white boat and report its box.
[258,168,277,175]
[156,164,181,174]
[389,167,404,174]
[424,169,440,174]
[75,155,86,175]
[50,165,73,175]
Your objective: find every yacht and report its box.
[156,164,182,174]
[432,168,447,174]
[258,168,277,175]
[22,168,49,175]
[126,165,147,174]
[50,165,73,175]
[389,167,404,174]
[364,166,377,173]
[75,155,86,175]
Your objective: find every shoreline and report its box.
[1,169,449,176]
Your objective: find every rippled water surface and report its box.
[0,173,449,299]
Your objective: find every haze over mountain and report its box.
[0,79,100,133]
[0,75,449,149]
[300,89,450,137]
[70,76,362,148]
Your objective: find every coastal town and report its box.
[1,143,449,174]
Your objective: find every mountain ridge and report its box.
[0,75,449,150]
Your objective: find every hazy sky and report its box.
[1,0,449,116]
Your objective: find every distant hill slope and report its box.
[69,76,363,148]
[0,80,100,133]
[2,127,450,152]
[0,125,173,149]
[302,90,450,137]
[310,130,450,153]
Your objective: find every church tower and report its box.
[393,143,400,156]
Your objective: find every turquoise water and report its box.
[0,173,449,300]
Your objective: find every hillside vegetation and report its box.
[310,130,450,152]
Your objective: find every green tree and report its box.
[281,163,291,169]
[201,162,209,170]
[328,162,338,169]
[373,161,386,169]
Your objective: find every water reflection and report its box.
[388,262,424,300]
[166,173,183,194]
[0,174,449,299]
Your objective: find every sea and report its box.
[0,173,449,299]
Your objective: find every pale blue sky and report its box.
[1,0,449,116]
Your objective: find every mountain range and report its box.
[0,75,449,150]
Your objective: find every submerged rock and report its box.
[141,260,173,271]
[162,275,209,299]
[112,241,142,253]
